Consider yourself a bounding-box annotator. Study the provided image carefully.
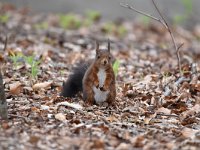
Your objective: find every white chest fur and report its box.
[97,68,106,87]
[93,68,109,103]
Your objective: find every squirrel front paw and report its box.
[94,81,99,88]
[100,85,109,91]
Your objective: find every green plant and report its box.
[34,22,48,30]
[0,14,9,23]
[173,0,193,25]
[102,22,115,33]
[139,15,151,27]
[24,55,40,78]
[85,10,101,22]
[162,72,171,78]
[59,13,81,29]
[83,10,101,27]
[102,22,127,37]
[182,0,193,14]
[118,25,127,37]
[112,60,120,76]
[9,52,23,68]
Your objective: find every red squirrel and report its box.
[61,40,116,105]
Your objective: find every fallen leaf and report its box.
[32,81,52,90]
[131,135,145,147]
[29,135,40,144]
[156,107,171,115]
[106,115,118,122]
[91,139,105,149]
[181,128,198,139]
[9,81,22,95]
[116,143,131,150]
[55,113,66,121]
[57,102,82,110]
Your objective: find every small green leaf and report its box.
[0,14,9,23]
[112,60,120,76]
[59,13,81,29]
[118,25,127,37]
[86,10,101,21]
[139,15,151,27]
[181,0,193,14]
[173,14,186,25]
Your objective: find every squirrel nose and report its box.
[104,60,108,65]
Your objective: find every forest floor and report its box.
[0,3,200,150]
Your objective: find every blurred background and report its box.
[1,0,200,28]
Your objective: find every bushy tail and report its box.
[60,62,90,97]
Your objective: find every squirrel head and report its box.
[95,39,113,68]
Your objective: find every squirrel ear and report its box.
[96,40,99,52]
[107,38,110,53]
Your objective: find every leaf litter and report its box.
[0,3,200,150]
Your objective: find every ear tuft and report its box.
[96,40,99,52]
[107,38,110,52]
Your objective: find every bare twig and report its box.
[3,35,7,51]
[120,3,163,24]
[120,0,183,74]
[156,113,179,118]
[176,43,184,73]
[0,69,7,120]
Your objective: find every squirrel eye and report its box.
[109,56,111,60]
[97,55,100,59]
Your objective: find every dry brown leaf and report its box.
[1,122,10,129]
[31,107,40,113]
[156,107,171,115]
[9,81,22,95]
[116,143,131,150]
[181,128,198,139]
[91,139,105,149]
[144,113,156,125]
[55,113,66,121]
[180,104,200,125]
[32,81,52,90]
[191,83,200,92]
[131,135,145,147]
[181,104,200,118]
[29,136,40,144]
[56,102,83,110]
[106,115,119,122]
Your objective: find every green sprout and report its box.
[102,22,127,37]
[0,14,9,23]
[86,10,101,22]
[83,10,101,27]
[139,15,151,27]
[118,25,127,37]
[173,0,193,25]
[24,55,40,78]
[59,13,81,29]
[112,60,120,76]
[9,52,23,68]
[34,22,48,30]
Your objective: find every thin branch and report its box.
[156,113,179,118]
[0,69,7,120]
[120,3,165,25]
[153,2,177,49]
[3,35,7,51]
[176,43,184,73]
[151,0,182,74]
[120,0,183,75]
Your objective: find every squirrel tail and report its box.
[60,62,90,97]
